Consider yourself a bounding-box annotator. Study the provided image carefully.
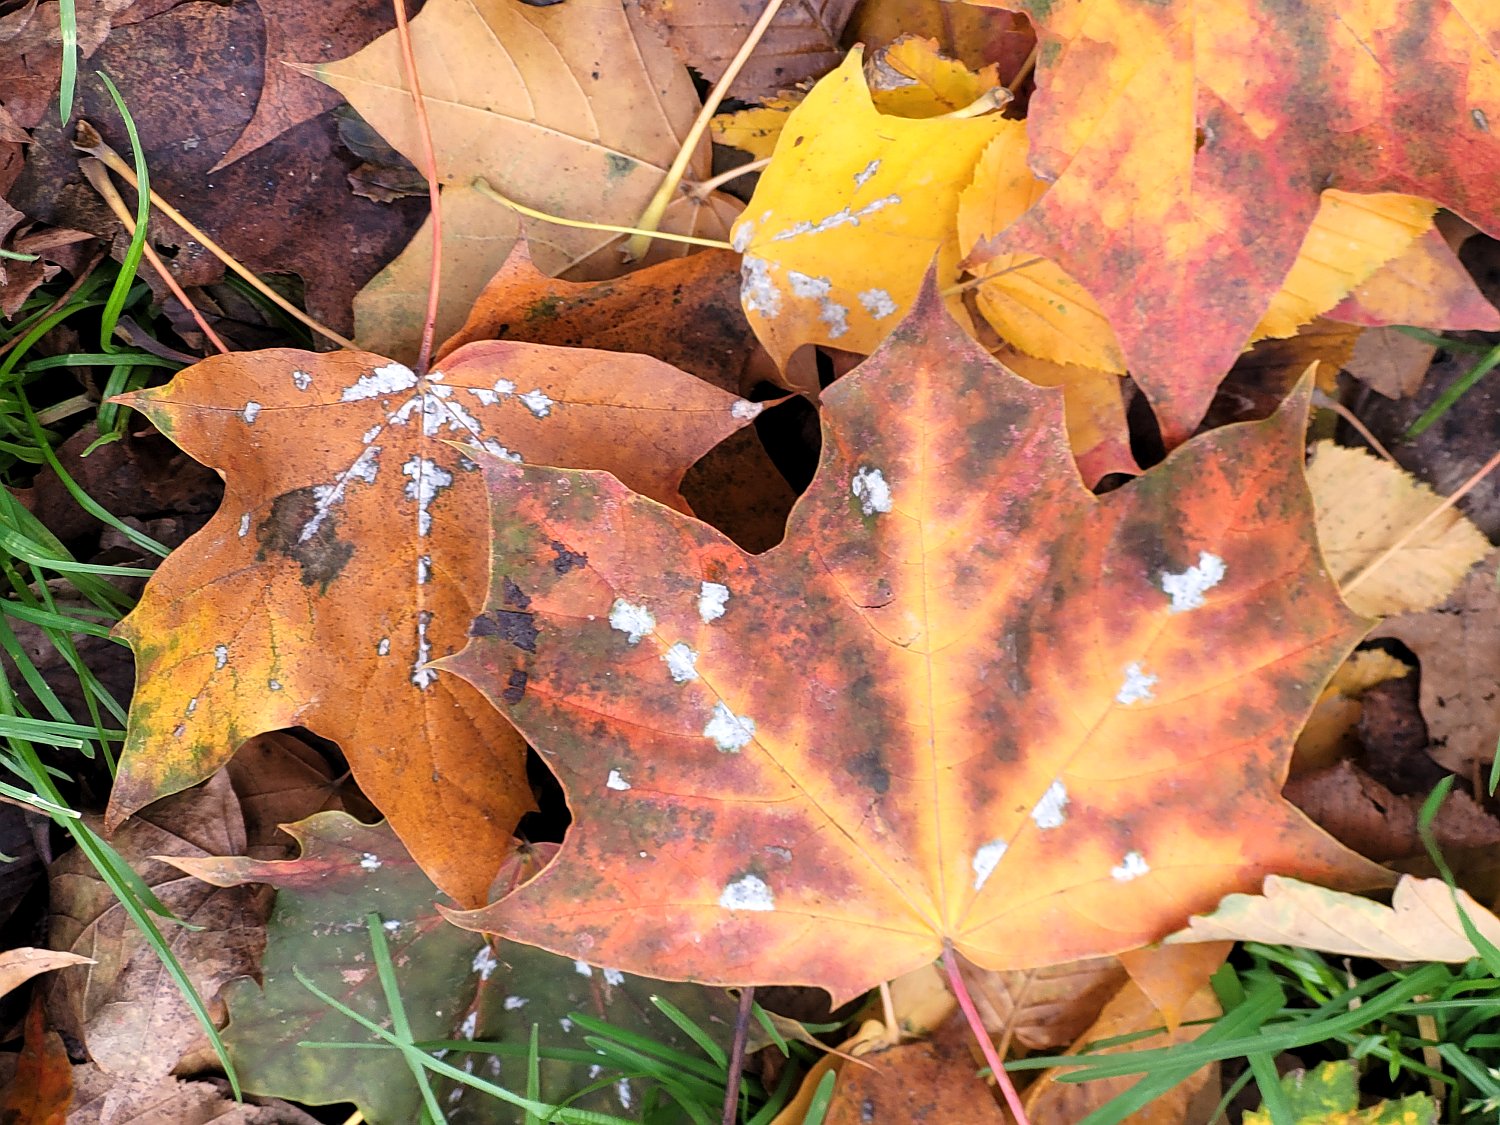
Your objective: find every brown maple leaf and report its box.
[966,0,1500,443]
[108,344,760,905]
[439,282,1389,1001]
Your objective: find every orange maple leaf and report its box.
[109,345,758,905]
[966,0,1500,443]
[440,283,1389,1001]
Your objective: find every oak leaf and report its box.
[108,344,758,905]
[313,0,740,361]
[440,282,1387,1003]
[966,0,1500,443]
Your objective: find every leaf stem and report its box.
[942,946,1031,1125]
[472,178,733,249]
[391,0,442,376]
[692,157,772,199]
[71,123,357,350]
[625,0,789,260]
[721,986,755,1125]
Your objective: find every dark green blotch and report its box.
[470,609,538,653]
[549,541,588,575]
[848,747,890,795]
[256,487,354,594]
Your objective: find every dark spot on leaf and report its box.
[256,487,354,594]
[550,541,588,574]
[526,296,562,322]
[605,153,633,179]
[518,0,565,7]
[848,747,890,795]
[471,609,538,653]
[502,577,531,609]
[502,668,528,704]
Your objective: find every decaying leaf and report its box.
[49,773,265,1120]
[1308,441,1492,617]
[966,0,1500,443]
[1244,1059,1437,1125]
[1344,327,1440,401]
[440,281,1387,1003]
[1328,227,1500,332]
[958,955,1126,1052]
[109,345,758,905]
[313,0,740,361]
[1371,553,1500,775]
[1173,874,1500,963]
[1293,650,1412,773]
[0,1000,71,1125]
[0,946,94,1000]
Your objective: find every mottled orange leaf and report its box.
[109,345,758,905]
[967,0,1500,443]
[440,282,1387,1002]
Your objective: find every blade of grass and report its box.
[366,913,447,1123]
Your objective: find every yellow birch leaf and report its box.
[865,35,1002,117]
[712,94,804,160]
[733,49,1006,369]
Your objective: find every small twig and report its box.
[1006,43,1040,95]
[691,157,772,199]
[879,979,899,1041]
[943,257,1047,297]
[0,249,102,362]
[72,122,357,350]
[472,179,733,248]
[943,946,1031,1125]
[79,157,230,354]
[1341,447,1500,596]
[391,0,442,376]
[626,0,789,259]
[1311,389,1397,463]
[721,986,755,1125]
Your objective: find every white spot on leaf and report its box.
[606,769,631,791]
[731,399,762,420]
[503,995,528,1010]
[241,401,261,424]
[719,874,774,911]
[472,946,497,979]
[732,221,754,253]
[411,609,437,689]
[741,256,781,318]
[972,839,1007,890]
[616,1079,633,1110]
[237,513,250,538]
[377,637,390,656]
[1161,551,1226,613]
[603,968,624,986]
[292,369,312,390]
[360,853,381,870]
[1031,780,1069,829]
[401,456,454,537]
[459,1012,478,1039]
[772,195,901,240]
[608,599,655,644]
[574,960,593,978]
[851,466,892,515]
[1116,662,1158,705]
[664,642,699,683]
[519,389,554,417]
[859,288,897,319]
[417,555,432,585]
[853,159,880,188]
[214,644,228,670]
[704,702,756,752]
[1112,851,1149,882]
[788,271,830,299]
[342,362,417,402]
[699,581,729,623]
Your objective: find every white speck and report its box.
[588,1064,602,1079]
[820,300,849,338]
[459,1011,478,1039]
[606,769,631,791]
[493,378,515,396]
[173,723,186,738]
[741,255,781,318]
[971,839,1007,890]
[699,581,730,623]
[719,873,775,911]
[360,853,381,870]
[1031,780,1069,829]
[237,513,250,537]
[602,968,624,986]
[859,288,897,318]
[1161,551,1226,613]
[560,1017,574,1032]
[241,401,261,424]
[574,960,594,978]
[731,399,762,420]
[214,644,228,670]
[411,610,436,689]
[401,456,454,537]
[447,1088,463,1107]
[417,555,432,584]
[664,642,699,683]
[348,451,379,484]
[704,702,756,752]
[851,466,892,515]
[732,220,754,252]
[853,159,880,188]
[1112,851,1149,882]
[503,995,528,1010]
[292,369,311,390]
[268,679,282,692]
[772,195,901,241]
[299,445,383,542]
[185,697,198,716]
[788,271,830,299]
[361,423,382,445]
[615,1079,633,1110]
[377,637,390,656]
[519,389,554,417]
[470,388,499,406]
[341,362,417,401]
[472,945,497,979]
[383,919,400,933]
[479,438,523,462]
[608,599,655,644]
[1116,662,1158,705]
[639,851,649,858]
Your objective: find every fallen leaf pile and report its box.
[2,0,1499,1119]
